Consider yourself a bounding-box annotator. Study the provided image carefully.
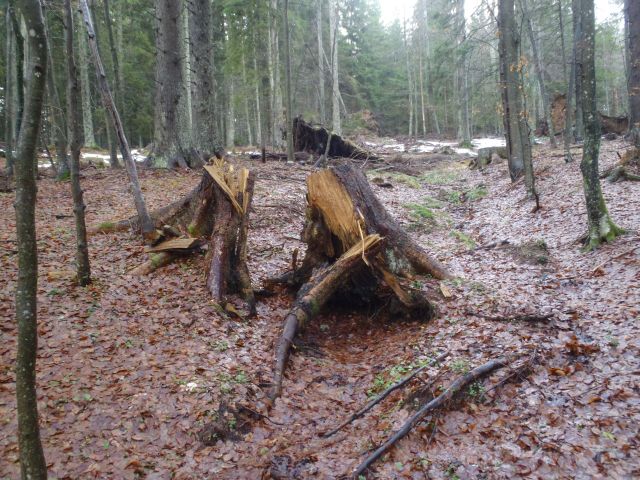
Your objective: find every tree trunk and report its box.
[558,0,569,86]
[13,0,48,476]
[43,13,71,179]
[498,0,534,197]
[573,0,584,139]
[523,0,556,147]
[226,79,235,148]
[189,0,220,158]
[269,164,449,399]
[76,7,96,148]
[456,0,471,144]
[579,0,622,250]
[65,0,91,286]
[329,0,341,135]
[317,0,326,125]
[4,6,16,177]
[152,0,190,168]
[283,0,295,162]
[626,0,640,142]
[80,0,155,242]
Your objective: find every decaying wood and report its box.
[600,147,640,182]
[352,358,507,478]
[113,160,257,314]
[270,164,450,401]
[292,117,378,161]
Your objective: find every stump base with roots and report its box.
[269,163,451,400]
[93,160,256,315]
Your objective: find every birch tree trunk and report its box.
[13,0,48,476]
[80,0,154,241]
[226,79,235,148]
[579,0,621,250]
[65,0,91,286]
[329,0,341,135]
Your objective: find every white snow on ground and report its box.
[369,137,507,157]
[38,149,148,168]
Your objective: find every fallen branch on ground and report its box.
[352,357,508,478]
[322,351,449,438]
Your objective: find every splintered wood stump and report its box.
[292,117,378,161]
[270,164,451,400]
[100,160,256,315]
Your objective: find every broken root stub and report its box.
[270,164,451,401]
[123,160,256,315]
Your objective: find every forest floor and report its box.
[1,138,639,479]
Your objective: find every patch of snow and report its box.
[471,137,506,149]
[382,143,406,152]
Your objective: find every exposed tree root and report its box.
[352,357,508,478]
[270,164,450,401]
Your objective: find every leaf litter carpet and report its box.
[0,139,638,479]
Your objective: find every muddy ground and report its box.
[1,138,639,479]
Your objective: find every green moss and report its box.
[466,184,488,201]
[458,140,473,149]
[97,221,116,232]
[406,204,436,220]
[388,173,421,188]
[421,169,459,185]
[449,229,476,248]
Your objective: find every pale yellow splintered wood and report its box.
[307,169,362,250]
[203,162,250,215]
[145,237,199,252]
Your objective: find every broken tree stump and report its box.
[97,160,256,315]
[270,163,451,400]
[292,117,378,161]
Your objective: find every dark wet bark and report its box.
[13,0,48,477]
[626,0,640,143]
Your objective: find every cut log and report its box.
[145,237,200,253]
[292,117,378,161]
[270,163,450,400]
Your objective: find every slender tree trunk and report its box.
[573,0,584,139]
[456,0,471,144]
[403,18,414,137]
[283,0,295,162]
[226,79,235,148]
[76,7,96,147]
[4,7,16,177]
[9,6,24,140]
[180,1,193,145]
[329,0,341,135]
[242,49,253,146]
[523,0,556,147]
[317,0,326,124]
[626,0,640,139]
[579,0,621,250]
[558,0,569,86]
[80,0,154,241]
[253,52,263,147]
[65,0,91,286]
[43,13,70,178]
[13,0,48,477]
[418,53,427,137]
